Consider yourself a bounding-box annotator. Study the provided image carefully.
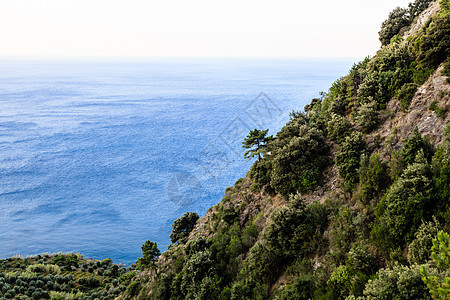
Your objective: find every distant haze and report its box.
[1,0,412,59]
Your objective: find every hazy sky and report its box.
[0,0,413,59]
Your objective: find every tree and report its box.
[242,129,273,161]
[170,212,199,244]
[363,264,431,299]
[335,132,366,187]
[372,150,434,250]
[408,0,434,21]
[441,0,450,15]
[136,240,160,270]
[379,7,410,46]
[420,231,450,299]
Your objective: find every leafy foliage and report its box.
[420,231,450,299]
[170,212,199,244]
[0,253,129,300]
[242,129,273,161]
[372,150,435,250]
[408,219,440,264]
[336,132,366,187]
[136,240,160,270]
[353,99,379,133]
[397,82,418,110]
[379,7,410,46]
[358,152,388,204]
[363,264,431,299]
[251,112,330,196]
[415,14,450,68]
[326,113,351,143]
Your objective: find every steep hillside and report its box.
[2,1,448,300]
[121,1,450,299]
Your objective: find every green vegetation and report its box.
[170,212,199,244]
[379,7,410,46]
[3,1,450,299]
[420,231,450,299]
[379,0,435,46]
[0,253,130,300]
[242,129,273,161]
[136,241,160,270]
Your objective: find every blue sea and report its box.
[0,58,354,264]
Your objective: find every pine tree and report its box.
[242,129,273,161]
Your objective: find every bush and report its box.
[416,14,450,68]
[397,82,418,111]
[408,219,440,264]
[420,230,450,298]
[268,114,329,195]
[26,264,60,275]
[277,275,314,300]
[326,113,351,143]
[170,212,199,244]
[363,264,431,299]
[429,100,447,118]
[353,100,379,133]
[399,127,433,167]
[336,132,366,187]
[442,60,450,83]
[372,150,435,250]
[379,7,410,46]
[358,153,388,204]
[264,198,328,262]
[441,0,450,15]
[431,129,450,227]
[358,42,414,107]
[126,281,140,297]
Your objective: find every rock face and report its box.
[377,64,450,147]
[403,0,442,39]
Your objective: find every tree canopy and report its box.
[242,129,273,161]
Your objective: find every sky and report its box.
[0,0,413,59]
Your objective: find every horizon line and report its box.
[0,55,365,62]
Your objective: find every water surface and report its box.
[0,58,354,264]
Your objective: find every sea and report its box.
[0,58,355,265]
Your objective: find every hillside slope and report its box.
[122,1,450,299]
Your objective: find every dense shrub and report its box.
[372,150,435,250]
[416,14,450,68]
[328,207,362,262]
[398,127,433,167]
[442,0,450,15]
[420,230,450,298]
[397,82,418,110]
[379,7,410,46]
[26,264,60,275]
[408,219,440,264]
[358,153,388,204]
[126,281,140,297]
[443,60,450,84]
[276,275,314,300]
[170,212,199,244]
[353,100,379,133]
[363,264,431,299]
[429,100,447,118]
[326,113,351,143]
[432,124,450,228]
[264,198,328,262]
[336,132,366,187]
[266,112,329,195]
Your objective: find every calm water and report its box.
[0,58,354,264]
